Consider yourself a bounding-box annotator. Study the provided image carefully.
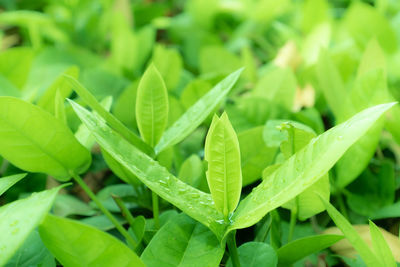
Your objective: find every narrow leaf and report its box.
[155,68,243,154]
[39,214,145,267]
[277,234,344,265]
[320,197,381,267]
[63,75,153,156]
[227,103,396,237]
[0,173,26,196]
[369,220,396,267]
[69,100,226,239]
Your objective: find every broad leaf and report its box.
[141,213,224,267]
[155,68,243,154]
[226,242,277,267]
[5,229,55,267]
[0,173,26,196]
[0,186,62,266]
[205,113,242,218]
[136,64,169,147]
[226,103,395,237]
[277,234,344,266]
[69,100,226,239]
[39,215,145,267]
[0,97,91,181]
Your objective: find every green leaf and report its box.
[252,67,296,111]
[178,154,206,190]
[136,64,169,147]
[141,213,224,267]
[39,214,145,267]
[63,75,154,156]
[279,122,330,220]
[226,242,277,267]
[155,68,243,154]
[238,127,278,186]
[343,2,397,53]
[5,229,54,267]
[37,66,79,114]
[369,220,396,267]
[0,47,34,89]
[53,194,96,217]
[0,186,62,266]
[319,197,381,267]
[205,113,242,219]
[0,97,91,181]
[226,103,396,237]
[113,80,139,130]
[199,45,242,76]
[153,44,183,91]
[69,100,225,239]
[316,50,351,121]
[0,173,26,196]
[54,89,67,125]
[277,234,344,266]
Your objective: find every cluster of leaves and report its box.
[0,0,400,266]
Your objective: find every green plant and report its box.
[1,1,400,266]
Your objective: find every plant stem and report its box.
[112,195,137,230]
[70,172,136,247]
[152,191,160,229]
[288,206,297,243]
[227,232,241,267]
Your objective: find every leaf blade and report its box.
[136,64,169,147]
[0,96,91,180]
[227,103,396,236]
[155,68,243,154]
[205,113,242,218]
[39,214,145,267]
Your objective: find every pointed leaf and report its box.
[63,75,153,156]
[226,103,396,237]
[0,173,26,196]
[0,186,62,266]
[369,221,396,267]
[69,100,225,239]
[205,113,242,218]
[277,234,344,265]
[136,64,169,147]
[155,68,243,154]
[0,97,91,181]
[39,215,145,267]
[320,197,381,267]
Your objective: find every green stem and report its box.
[152,191,160,229]
[112,195,137,230]
[227,232,241,267]
[288,205,297,243]
[70,172,136,247]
